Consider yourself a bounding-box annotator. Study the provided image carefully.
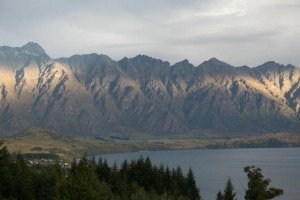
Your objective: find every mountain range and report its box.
[0,42,300,137]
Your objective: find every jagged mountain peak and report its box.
[262,61,280,65]
[0,42,46,56]
[207,57,221,63]
[174,59,191,66]
[198,57,235,75]
[171,59,195,73]
[132,54,160,61]
[67,53,115,70]
[121,54,170,66]
[201,57,233,67]
[0,42,50,64]
[20,42,46,56]
[254,61,287,73]
[118,54,170,78]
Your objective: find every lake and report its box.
[97,148,300,200]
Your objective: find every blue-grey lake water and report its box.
[97,148,300,200]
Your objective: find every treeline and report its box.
[0,141,200,200]
[0,141,284,200]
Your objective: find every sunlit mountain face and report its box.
[0,43,300,137]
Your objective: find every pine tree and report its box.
[120,159,129,179]
[223,178,236,200]
[11,152,33,200]
[152,165,164,195]
[164,166,171,198]
[56,155,114,200]
[186,168,202,200]
[96,158,111,182]
[244,165,283,200]
[0,140,13,199]
[143,157,153,191]
[216,190,224,200]
[110,161,123,195]
[171,166,185,196]
[31,165,59,200]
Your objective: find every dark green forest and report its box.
[0,141,283,200]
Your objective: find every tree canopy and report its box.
[0,141,285,200]
[244,165,283,200]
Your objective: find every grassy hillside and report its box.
[2,128,300,161]
[3,128,95,160]
[2,128,176,160]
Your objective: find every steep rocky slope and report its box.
[0,43,300,136]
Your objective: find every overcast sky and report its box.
[1,0,300,67]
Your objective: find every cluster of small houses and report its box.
[26,158,70,168]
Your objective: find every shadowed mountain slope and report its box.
[0,43,300,137]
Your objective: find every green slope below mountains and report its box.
[3,128,300,161]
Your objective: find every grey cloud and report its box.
[170,30,280,46]
[0,0,299,67]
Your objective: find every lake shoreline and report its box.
[3,130,300,160]
[99,148,300,200]
[94,132,300,156]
